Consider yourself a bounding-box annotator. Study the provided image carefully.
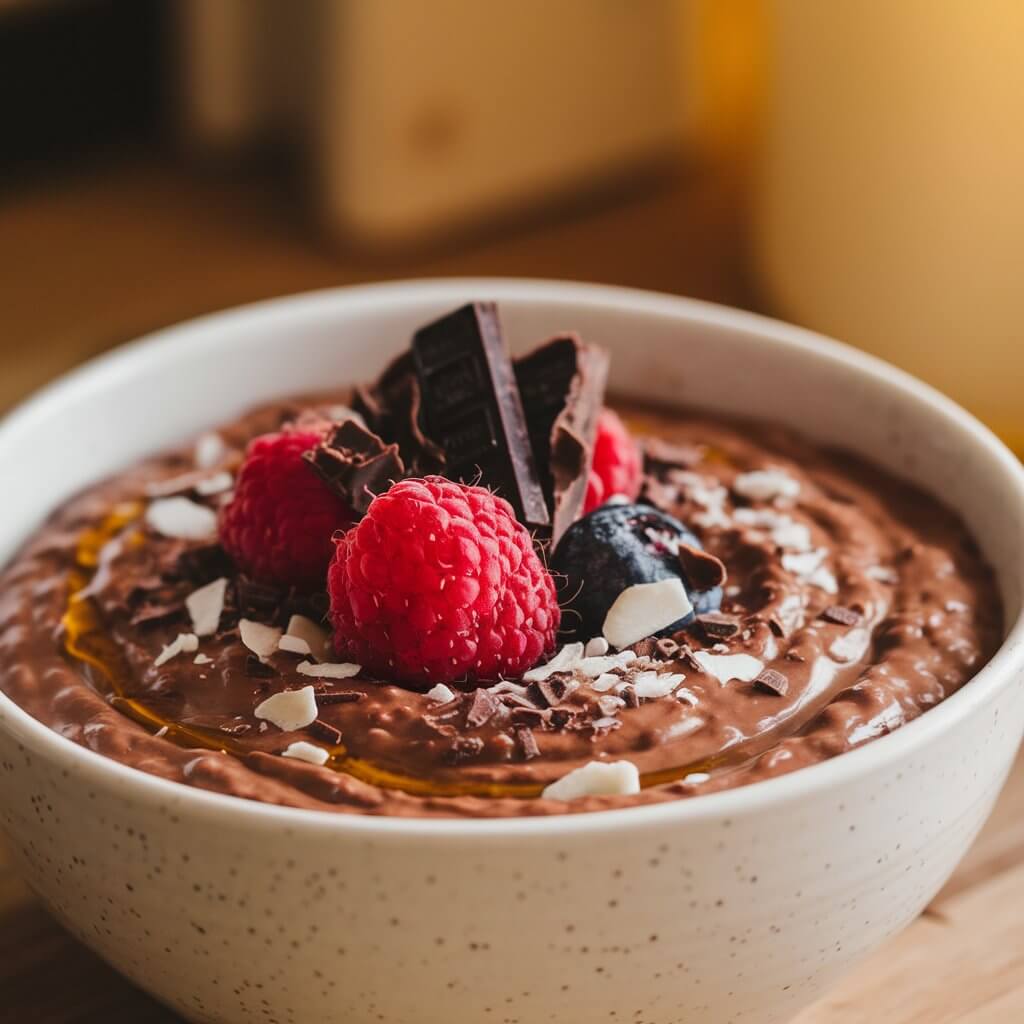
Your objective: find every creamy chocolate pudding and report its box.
[0,305,1001,818]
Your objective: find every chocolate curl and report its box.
[677,542,727,592]
[303,419,406,516]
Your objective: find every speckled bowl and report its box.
[1,281,1022,1024]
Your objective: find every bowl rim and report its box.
[1,276,1022,840]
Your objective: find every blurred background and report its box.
[1,0,1020,453]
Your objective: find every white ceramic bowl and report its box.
[1,280,1022,1024]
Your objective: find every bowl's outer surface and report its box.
[1,280,1022,1024]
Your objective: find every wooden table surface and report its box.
[1,154,1021,1021]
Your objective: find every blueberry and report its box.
[549,503,723,642]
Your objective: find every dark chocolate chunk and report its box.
[654,637,680,660]
[236,577,285,619]
[307,719,343,745]
[510,706,549,728]
[767,616,786,638]
[621,684,640,708]
[444,736,485,765]
[401,303,550,528]
[630,638,658,659]
[753,668,789,696]
[677,543,728,592]
[820,605,862,627]
[303,419,406,516]
[465,688,500,729]
[314,690,363,705]
[549,707,576,730]
[245,654,276,679]
[697,612,740,640]
[514,725,540,760]
[515,335,609,544]
[175,543,233,584]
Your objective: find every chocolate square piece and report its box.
[515,335,609,544]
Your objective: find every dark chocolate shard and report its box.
[677,543,727,592]
[515,335,609,545]
[465,688,500,729]
[235,577,285,620]
[304,419,406,516]
[410,304,549,527]
[514,725,540,760]
[753,668,789,696]
[245,654,277,679]
[314,690,363,705]
[307,719,343,745]
[697,612,740,640]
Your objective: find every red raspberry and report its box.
[327,477,560,686]
[219,429,353,588]
[583,409,642,513]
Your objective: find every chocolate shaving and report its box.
[444,736,484,765]
[767,616,786,638]
[174,543,233,584]
[549,707,576,730]
[654,637,680,660]
[314,690,363,705]
[514,725,540,760]
[677,543,728,591]
[530,676,568,709]
[245,654,276,679]
[303,419,406,516]
[631,637,658,659]
[820,605,862,627]
[515,335,609,544]
[753,668,789,696]
[510,706,549,728]
[697,612,740,640]
[236,577,284,619]
[307,719,343,745]
[621,684,640,708]
[465,688,500,729]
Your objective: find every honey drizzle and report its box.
[62,506,719,801]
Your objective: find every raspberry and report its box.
[328,477,560,686]
[219,428,353,588]
[583,409,642,513]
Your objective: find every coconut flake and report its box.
[733,468,800,503]
[542,760,641,801]
[194,432,227,469]
[296,660,361,680]
[671,471,731,529]
[691,651,764,686]
[676,687,699,706]
[578,650,636,678]
[867,565,899,584]
[426,683,457,703]
[584,637,609,658]
[591,673,621,692]
[733,508,812,552]
[145,497,217,540]
[632,670,686,699]
[602,578,692,650]
[153,632,199,667]
[254,686,318,732]
[829,628,869,664]
[782,548,839,594]
[523,643,584,683]
[278,635,312,655]
[193,652,213,665]
[597,695,625,716]
[281,740,330,766]
[195,471,233,496]
[239,619,282,662]
[282,614,330,662]
[682,772,710,785]
[185,577,228,636]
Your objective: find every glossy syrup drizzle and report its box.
[61,506,718,801]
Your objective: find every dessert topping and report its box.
[327,476,560,685]
[185,577,228,636]
[153,631,199,667]
[239,619,282,662]
[603,578,693,650]
[146,497,218,540]
[254,685,318,731]
[295,661,360,680]
[691,651,764,685]
[542,760,641,801]
[281,740,330,766]
[732,468,801,503]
